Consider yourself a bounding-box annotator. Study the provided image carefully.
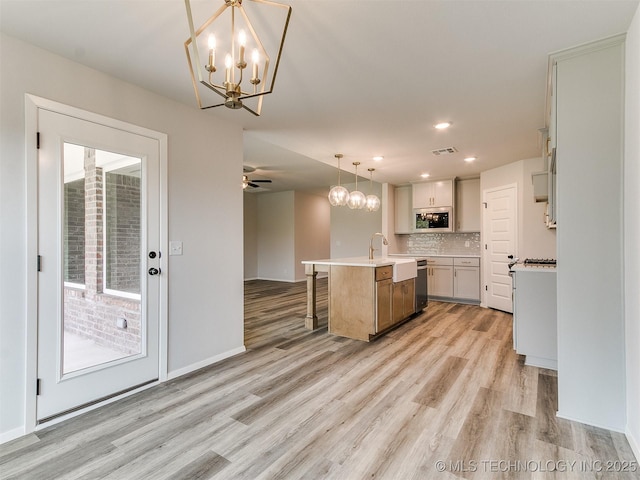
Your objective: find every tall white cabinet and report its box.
[553,35,625,430]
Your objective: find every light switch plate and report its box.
[169,241,183,256]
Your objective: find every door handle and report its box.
[148,267,161,275]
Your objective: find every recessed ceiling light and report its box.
[421,173,430,178]
[434,122,451,130]
[373,156,384,161]
[464,156,477,162]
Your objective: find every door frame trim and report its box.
[24,94,169,434]
[481,182,518,310]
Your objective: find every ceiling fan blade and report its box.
[251,179,272,183]
[248,182,260,188]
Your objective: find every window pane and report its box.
[62,144,142,374]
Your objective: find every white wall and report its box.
[247,190,330,282]
[480,157,557,261]
[257,191,296,281]
[294,191,330,281]
[555,38,625,431]
[243,194,259,280]
[330,181,383,258]
[625,2,640,459]
[521,157,557,259]
[0,34,245,440]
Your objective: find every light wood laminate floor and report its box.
[1,279,638,479]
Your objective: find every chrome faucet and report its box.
[369,232,389,259]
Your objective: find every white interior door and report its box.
[36,107,162,422]
[483,184,517,313]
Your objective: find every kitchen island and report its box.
[302,257,421,341]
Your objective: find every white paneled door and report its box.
[36,106,162,423]
[483,185,517,313]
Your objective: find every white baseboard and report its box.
[556,411,625,433]
[167,345,246,380]
[626,426,640,462]
[524,355,557,370]
[0,426,27,445]
[248,274,328,283]
[252,277,297,283]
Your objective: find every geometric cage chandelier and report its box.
[184,0,292,116]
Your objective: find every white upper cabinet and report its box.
[394,185,413,234]
[455,178,480,232]
[412,180,454,208]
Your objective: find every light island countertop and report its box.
[389,253,481,259]
[301,256,398,268]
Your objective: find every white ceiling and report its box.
[2,0,638,194]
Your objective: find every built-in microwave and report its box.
[414,207,453,232]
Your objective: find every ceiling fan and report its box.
[243,166,272,189]
[243,174,272,189]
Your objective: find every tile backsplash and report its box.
[405,232,481,256]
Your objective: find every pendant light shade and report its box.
[366,194,381,212]
[366,168,381,212]
[328,154,350,206]
[329,186,350,206]
[347,162,366,209]
[348,191,366,210]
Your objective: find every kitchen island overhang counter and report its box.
[302,257,421,341]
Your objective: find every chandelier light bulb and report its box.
[251,49,260,82]
[238,30,247,65]
[206,34,217,73]
[224,53,232,83]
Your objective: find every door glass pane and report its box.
[62,143,143,374]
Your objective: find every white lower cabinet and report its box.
[512,268,557,370]
[453,258,480,301]
[428,265,453,297]
[427,256,480,303]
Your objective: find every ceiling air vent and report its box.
[431,147,458,156]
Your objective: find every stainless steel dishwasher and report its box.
[415,259,428,313]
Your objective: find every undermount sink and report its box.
[391,258,417,282]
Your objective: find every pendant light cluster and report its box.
[328,154,380,211]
